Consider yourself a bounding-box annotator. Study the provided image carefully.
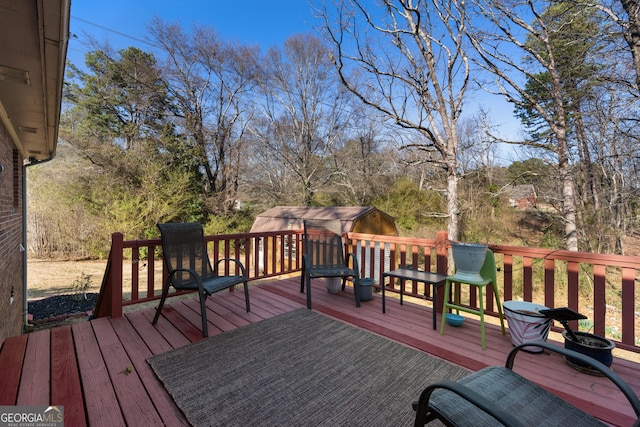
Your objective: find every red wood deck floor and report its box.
[0,277,638,426]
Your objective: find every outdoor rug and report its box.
[147,309,470,426]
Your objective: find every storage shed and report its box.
[250,206,398,236]
[250,206,398,280]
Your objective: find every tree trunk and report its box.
[447,169,459,241]
[561,165,579,251]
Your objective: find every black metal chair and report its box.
[153,222,250,337]
[413,341,640,427]
[300,219,361,309]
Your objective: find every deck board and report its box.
[263,279,640,426]
[16,329,49,406]
[186,298,238,332]
[139,308,192,349]
[0,334,27,405]
[124,309,175,354]
[72,320,124,427]
[205,298,251,327]
[50,326,86,427]
[109,316,189,426]
[158,304,205,343]
[1,277,638,426]
[91,317,163,426]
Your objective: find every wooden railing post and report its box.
[435,230,449,315]
[110,232,123,318]
[93,232,123,319]
[435,230,449,275]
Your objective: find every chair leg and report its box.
[305,275,312,309]
[440,279,452,336]
[199,291,209,338]
[353,277,361,308]
[243,280,251,312]
[492,282,506,335]
[451,281,461,315]
[479,287,486,350]
[152,279,171,325]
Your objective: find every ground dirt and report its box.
[28,259,107,300]
[26,259,193,331]
[27,259,107,331]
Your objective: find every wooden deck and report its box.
[1,278,638,426]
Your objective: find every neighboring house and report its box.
[508,184,537,209]
[0,1,70,342]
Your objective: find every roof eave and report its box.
[0,0,71,163]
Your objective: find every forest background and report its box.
[26,0,640,263]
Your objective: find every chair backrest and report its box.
[480,249,497,285]
[303,219,346,268]
[157,222,214,289]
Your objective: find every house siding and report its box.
[0,123,24,342]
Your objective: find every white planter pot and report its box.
[325,277,342,294]
[503,301,552,353]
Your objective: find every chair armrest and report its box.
[507,342,640,420]
[214,258,247,278]
[346,253,360,275]
[168,268,205,292]
[413,380,525,427]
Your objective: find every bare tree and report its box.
[148,18,259,213]
[319,0,470,240]
[331,108,394,205]
[573,0,640,92]
[467,0,585,250]
[249,33,352,206]
[581,77,640,253]
[457,110,498,178]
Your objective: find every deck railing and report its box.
[94,230,303,318]
[94,229,640,353]
[348,231,640,353]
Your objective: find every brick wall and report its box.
[0,122,24,342]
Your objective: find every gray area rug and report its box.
[147,309,469,426]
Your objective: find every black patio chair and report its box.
[412,341,640,427]
[153,222,250,337]
[300,219,361,309]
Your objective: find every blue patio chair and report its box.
[413,341,640,426]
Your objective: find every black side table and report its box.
[382,268,448,329]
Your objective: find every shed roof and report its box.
[250,206,398,235]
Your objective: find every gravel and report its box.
[28,293,98,321]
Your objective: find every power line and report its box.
[71,15,159,48]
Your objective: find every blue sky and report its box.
[68,0,320,66]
